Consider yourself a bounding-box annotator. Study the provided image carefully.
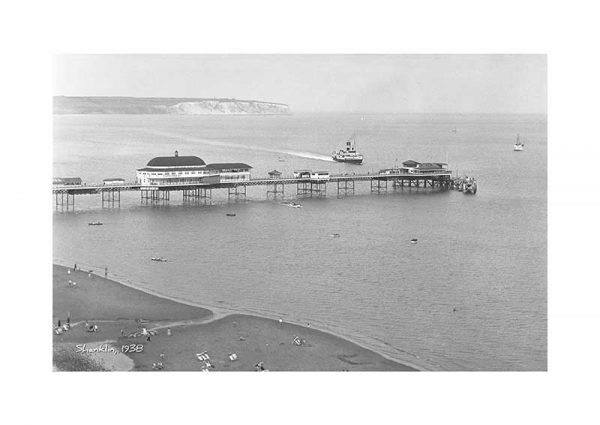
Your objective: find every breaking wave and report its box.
[142,129,334,162]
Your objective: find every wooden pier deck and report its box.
[53,170,466,210]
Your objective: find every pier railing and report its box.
[53,170,454,193]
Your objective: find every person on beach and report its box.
[147,335,151,342]
[58,319,61,327]
[88,273,91,278]
[167,327,171,336]
[279,318,283,327]
[120,329,124,336]
[93,324,98,332]
[68,279,72,286]
[67,269,70,275]
[105,267,108,278]
[74,264,77,271]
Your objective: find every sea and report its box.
[53,113,547,371]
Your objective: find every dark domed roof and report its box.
[146,155,205,167]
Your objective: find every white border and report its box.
[4,0,599,423]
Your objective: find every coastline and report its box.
[53,263,416,371]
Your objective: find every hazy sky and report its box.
[54,55,546,114]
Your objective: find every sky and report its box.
[54,55,546,114]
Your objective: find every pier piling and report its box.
[227,184,247,201]
[337,179,355,197]
[183,187,212,205]
[266,181,285,200]
[55,191,75,211]
[101,188,120,208]
[370,178,387,194]
[296,181,311,198]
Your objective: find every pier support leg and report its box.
[141,188,169,205]
[55,191,71,211]
[184,188,212,205]
[310,181,327,198]
[267,182,285,200]
[337,180,354,197]
[101,189,121,208]
[64,193,75,210]
[371,179,387,194]
[228,185,247,202]
[297,181,311,198]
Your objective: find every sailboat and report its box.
[514,134,525,151]
[332,132,364,164]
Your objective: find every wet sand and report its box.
[53,264,415,371]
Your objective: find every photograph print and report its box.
[52,54,547,372]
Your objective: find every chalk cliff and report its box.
[54,96,290,115]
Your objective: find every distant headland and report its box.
[53,96,290,115]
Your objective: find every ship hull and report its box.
[332,157,363,164]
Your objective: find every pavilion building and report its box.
[400,160,448,174]
[136,151,252,186]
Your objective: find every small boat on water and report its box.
[151,257,167,262]
[88,221,103,226]
[226,213,236,217]
[330,233,341,238]
[332,133,364,164]
[514,134,525,151]
[282,201,302,209]
[410,238,418,244]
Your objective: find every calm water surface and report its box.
[53,113,547,370]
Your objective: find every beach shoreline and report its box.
[53,263,417,371]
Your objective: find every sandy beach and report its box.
[53,264,415,371]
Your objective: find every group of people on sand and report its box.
[84,322,99,333]
[67,264,108,279]
[54,317,72,334]
[152,353,166,370]
[185,317,313,372]
[66,267,78,287]
[119,322,159,341]
[54,316,98,335]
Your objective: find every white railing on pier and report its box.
[53,171,454,192]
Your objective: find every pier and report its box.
[53,170,471,210]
